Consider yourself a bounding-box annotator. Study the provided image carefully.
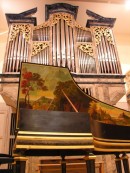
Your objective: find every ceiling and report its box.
[67,0,127,3]
[0,0,130,36]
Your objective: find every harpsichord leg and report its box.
[61,155,66,173]
[121,153,130,173]
[15,157,27,173]
[115,153,122,173]
[84,152,96,173]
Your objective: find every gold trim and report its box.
[17,135,93,141]
[94,137,130,143]
[13,154,19,157]
[18,131,92,136]
[11,162,16,165]
[94,139,130,147]
[94,147,130,152]
[14,157,28,161]
[84,155,96,160]
[16,144,94,150]
[37,162,93,166]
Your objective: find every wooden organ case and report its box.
[0,3,129,173]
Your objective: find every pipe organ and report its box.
[2,3,125,106]
[4,12,120,74]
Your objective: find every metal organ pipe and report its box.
[15,32,21,72]
[52,25,56,66]
[5,41,12,72]
[111,44,120,73]
[65,20,71,69]
[103,36,111,73]
[11,32,17,72]
[69,26,75,72]
[43,28,45,41]
[101,36,107,72]
[105,36,115,73]
[97,44,103,73]
[19,33,25,70]
[55,23,58,66]
[102,36,111,73]
[98,39,106,73]
[56,20,60,66]
[18,32,25,71]
[81,29,84,42]
[85,54,89,73]
[76,28,80,42]
[9,38,15,72]
[61,19,66,67]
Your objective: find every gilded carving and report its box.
[32,42,49,56]
[78,43,94,56]
[34,12,91,31]
[93,26,114,45]
[9,24,31,42]
[51,13,74,26]
[34,12,90,30]
[75,23,91,32]
[34,13,74,30]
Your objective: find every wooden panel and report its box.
[38,157,104,173]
